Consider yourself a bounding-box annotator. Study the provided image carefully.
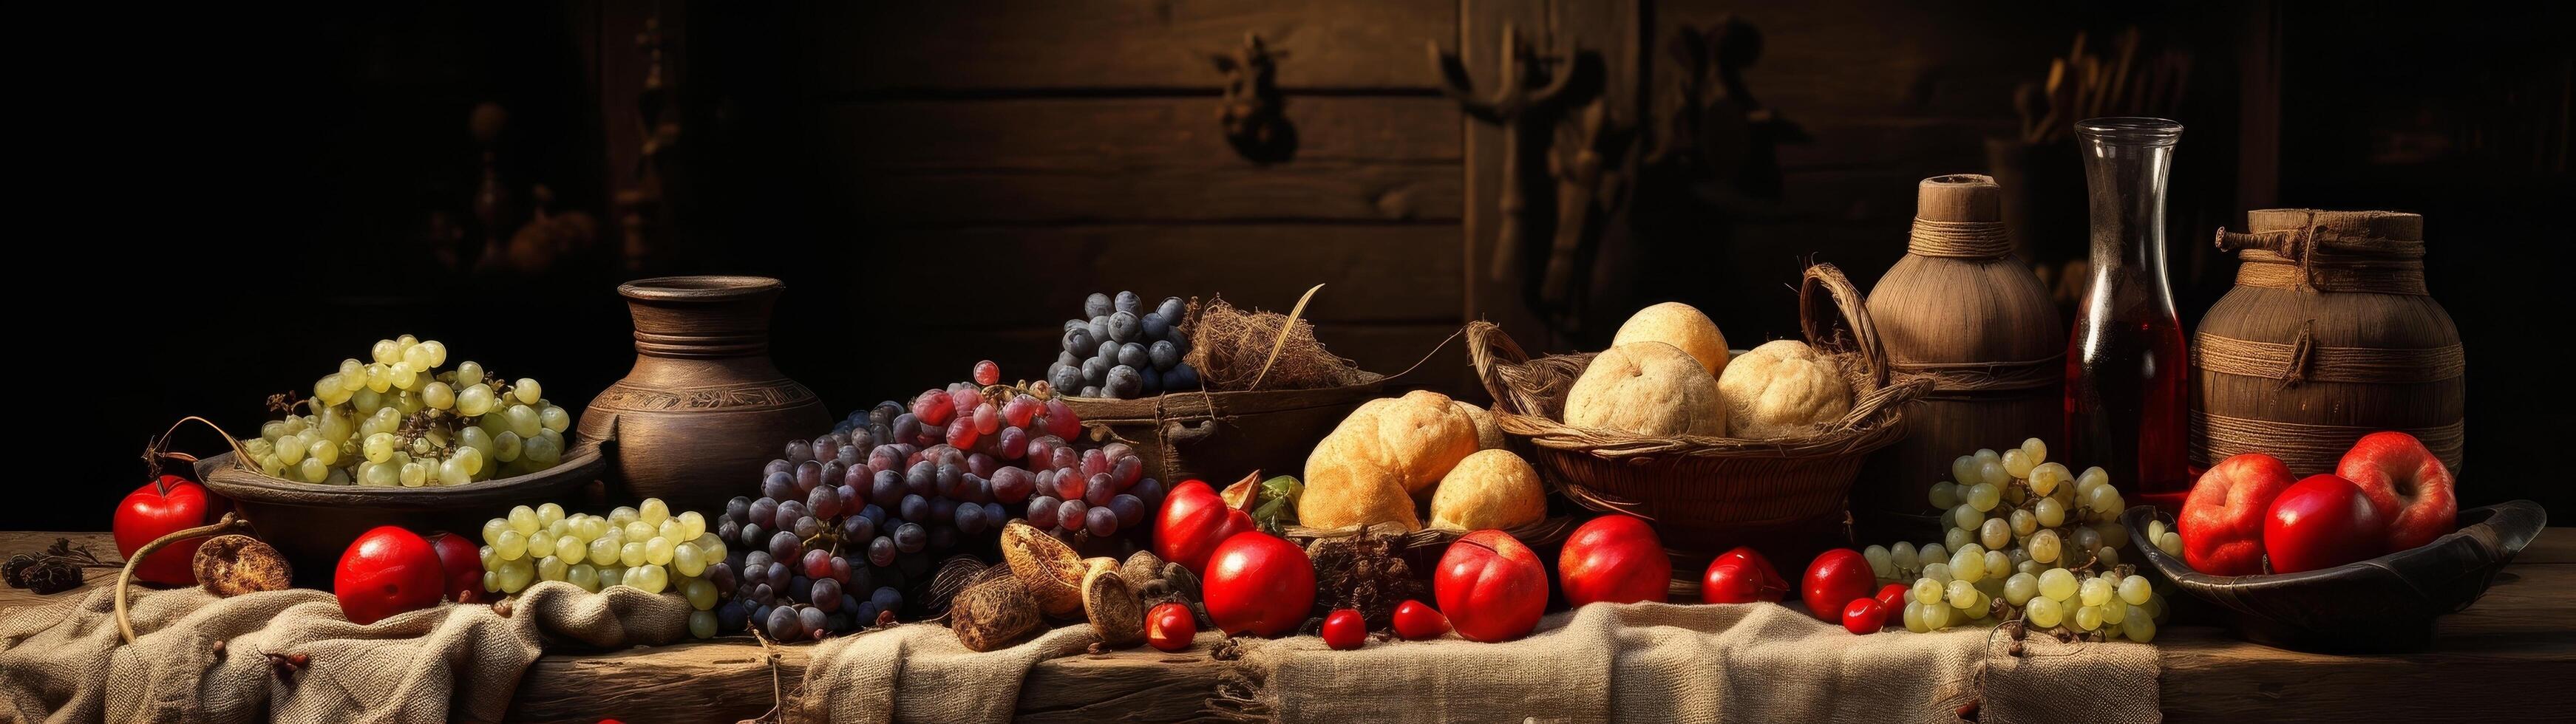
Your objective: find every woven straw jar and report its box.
[2193,210,2464,477]
[1858,175,2064,542]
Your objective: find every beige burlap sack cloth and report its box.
[0,580,688,724]
[789,601,2157,723]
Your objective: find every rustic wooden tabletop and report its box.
[4,529,2569,723]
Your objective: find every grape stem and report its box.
[114,513,254,644]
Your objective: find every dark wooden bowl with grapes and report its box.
[2123,500,2546,654]
[199,445,605,584]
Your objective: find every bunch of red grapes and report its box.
[710,361,1168,642]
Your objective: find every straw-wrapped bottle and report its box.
[1858,175,2064,541]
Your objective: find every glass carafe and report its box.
[2064,118,2190,511]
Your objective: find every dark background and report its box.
[19,1,2568,531]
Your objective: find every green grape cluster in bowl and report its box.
[240,335,574,485]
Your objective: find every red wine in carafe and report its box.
[2064,117,2192,510]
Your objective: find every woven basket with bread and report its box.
[1468,264,1931,581]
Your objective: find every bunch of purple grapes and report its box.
[1050,291,1200,399]
[708,361,1167,642]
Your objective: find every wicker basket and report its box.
[1061,372,1385,485]
[1467,263,1932,568]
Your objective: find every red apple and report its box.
[1154,479,1256,575]
[1800,549,1874,624]
[1557,515,1671,607]
[424,531,483,603]
[1322,609,1367,650]
[1200,531,1314,637]
[1391,599,1451,641]
[335,526,446,625]
[1842,597,1888,635]
[2337,431,2458,553]
[2265,474,2385,573]
[114,475,222,586]
[1145,602,1197,652]
[1435,530,1549,642]
[2180,453,2299,576]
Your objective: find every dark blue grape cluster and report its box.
[1051,291,1199,399]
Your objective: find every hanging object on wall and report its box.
[617,12,682,273]
[1431,23,1580,290]
[1214,33,1295,164]
[1642,17,1803,212]
[421,101,600,276]
[1542,97,1631,313]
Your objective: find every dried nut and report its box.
[1081,566,1146,649]
[1001,521,1085,618]
[193,535,291,598]
[950,577,1042,652]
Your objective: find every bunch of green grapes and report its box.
[1860,438,2181,642]
[240,335,574,485]
[478,498,735,638]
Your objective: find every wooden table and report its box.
[7,530,2571,723]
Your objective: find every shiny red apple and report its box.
[1700,546,1788,604]
[2337,431,2457,553]
[114,475,222,586]
[335,526,446,625]
[2264,474,2385,574]
[1154,479,1256,575]
[1557,515,1671,607]
[1800,549,1874,624]
[1200,530,1314,637]
[1435,530,1549,642]
[424,531,483,603]
[2180,453,2299,576]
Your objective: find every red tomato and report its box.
[1557,515,1671,607]
[1201,531,1315,637]
[1435,530,1549,642]
[1153,480,1256,575]
[1800,549,1874,624]
[1145,602,1197,652]
[1391,599,1451,641]
[1699,562,1763,604]
[334,526,446,625]
[1322,609,1367,650]
[2181,453,2298,576]
[1873,583,1911,614]
[2264,474,2386,573]
[1711,546,1788,601]
[114,475,221,586]
[1841,598,1888,635]
[424,531,483,603]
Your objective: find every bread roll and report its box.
[1716,339,1852,438]
[1299,390,1482,531]
[1612,302,1731,378]
[1452,400,1506,450]
[1563,341,1726,437]
[1429,449,1547,531]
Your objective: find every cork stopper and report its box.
[1916,174,2001,223]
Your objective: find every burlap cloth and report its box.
[792,602,2158,724]
[0,581,689,724]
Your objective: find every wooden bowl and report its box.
[197,445,606,583]
[2122,500,2548,653]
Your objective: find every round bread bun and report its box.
[1430,449,1548,531]
[1611,302,1730,378]
[1563,341,1726,437]
[1716,339,1852,439]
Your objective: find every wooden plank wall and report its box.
[793,1,1472,400]
[1633,0,2068,347]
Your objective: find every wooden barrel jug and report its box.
[1858,175,2064,542]
[2195,210,2464,477]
